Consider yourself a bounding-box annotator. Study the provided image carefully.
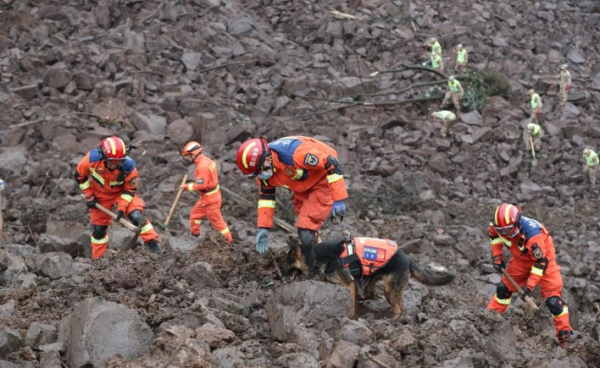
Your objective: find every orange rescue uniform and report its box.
[76,149,158,258]
[256,136,348,231]
[186,154,232,243]
[487,215,572,338]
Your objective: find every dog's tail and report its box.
[409,259,456,286]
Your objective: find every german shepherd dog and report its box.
[285,236,456,321]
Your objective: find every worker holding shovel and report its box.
[524,123,543,165]
[180,141,232,243]
[486,203,573,349]
[75,136,160,258]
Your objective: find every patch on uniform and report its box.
[284,167,294,176]
[304,153,319,166]
[531,243,543,259]
[363,246,386,262]
[129,177,138,188]
[196,178,204,185]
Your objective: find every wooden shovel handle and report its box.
[94,202,139,232]
[164,174,188,227]
[0,192,4,244]
[529,135,536,159]
[502,268,538,310]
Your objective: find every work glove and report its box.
[493,260,505,273]
[521,287,532,302]
[565,85,570,91]
[116,210,125,222]
[331,200,347,217]
[255,228,269,254]
[85,196,98,209]
[181,180,194,192]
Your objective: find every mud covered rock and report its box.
[24,322,57,349]
[325,340,361,368]
[39,252,74,279]
[0,328,22,358]
[60,297,155,367]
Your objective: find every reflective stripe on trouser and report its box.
[487,294,512,313]
[138,219,159,244]
[190,198,230,241]
[91,235,109,259]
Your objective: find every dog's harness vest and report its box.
[333,237,398,276]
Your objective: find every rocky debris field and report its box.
[1,0,600,367]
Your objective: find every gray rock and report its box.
[265,281,351,341]
[181,262,219,287]
[130,112,167,135]
[562,103,580,119]
[567,48,586,64]
[39,350,62,368]
[591,72,600,92]
[25,322,57,349]
[275,353,320,368]
[43,67,72,89]
[460,110,483,126]
[9,82,40,100]
[433,233,455,246]
[62,297,155,367]
[181,50,202,71]
[39,253,74,279]
[393,326,418,354]
[0,328,22,358]
[0,147,31,176]
[94,81,116,98]
[471,127,493,143]
[38,234,85,256]
[0,300,16,318]
[325,340,360,368]
[166,119,194,145]
[336,319,374,345]
[486,323,516,361]
[428,153,451,174]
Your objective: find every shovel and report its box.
[501,268,538,310]
[0,178,5,244]
[157,174,187,251]
[529,135,538,166]
[94,202,141,251]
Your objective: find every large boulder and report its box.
[265,281,351,341]
[39,253,74,279]
[60,297,155,368]
[0,328,22,358]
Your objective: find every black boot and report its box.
[146,240,161,254]
[558,330,572,349]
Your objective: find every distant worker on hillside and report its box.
[180,141,232,243]
[555,64,572,107]
[524,123,543,151]
[487,203,573,349]
[431,110,457,137]
[454,44,468,73]
[440,76,463,112]
[236,136,348,254]
[75,136,160,258]
[583,148,599,186]
[425,37,442,57]
[529,89,542,124]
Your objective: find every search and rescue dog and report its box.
[284,236,456,321]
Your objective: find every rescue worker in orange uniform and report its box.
[236,136,349,254]
[76,136,160,258]
[180,141,232,243]
[487,203,573,349]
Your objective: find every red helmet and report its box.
[236,138,269,176]
[99,136,127,161]
[492,203,522,238]
[181,141,203,157]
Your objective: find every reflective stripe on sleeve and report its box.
[79,180,91,190]
[327,174,343,184]
[121,193,134,203]
[531,266,544,276]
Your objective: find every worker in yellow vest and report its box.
[529,89,543,124]
[431,110,457,137]
[454,44,468,73]
[440,76,463,112]
[524,123,543,151]
[583,148,599,186]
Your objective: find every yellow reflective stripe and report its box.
[494,294,512,305]
[553,306,568,318]
[531,266,544,276]
[194,220,201,224]
[91,236,109,244]
[242,142,258,169]
[220,228,230,235]
[204,185,220,196]
[121,194,133,202]
[327,174,343,184]
[109,181,124,186]
[187,183,194,191]
[292,169,304,180]
[258,200,276,208]
[139,223,153,234]
[490,238,503,245]
[92,172,105,185]
[79,180,91,190]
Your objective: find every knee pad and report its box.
[92,225,108,239]
[298,228,317,246]
[546,296,567,316]
[496,282,512,299]
[128,210,144,226]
